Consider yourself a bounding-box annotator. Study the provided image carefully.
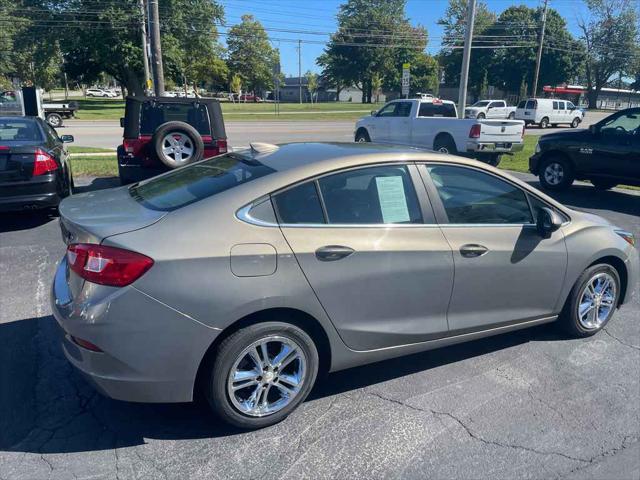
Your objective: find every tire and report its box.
[118,162,133,186]
[591,179,617,191]
[151,121,204,169]
[206,322,319,429]
[46,113,63,128]
[570,117,580,128]
[508,112,515,119]
[433,135,457,155]
[539,117,549,129]
[560,264,620,338]
[477,113,485,119]
[355,129,371,143]
[485,154,501,167]
[538,155,574,191]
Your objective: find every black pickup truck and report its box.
[530,107,640,191]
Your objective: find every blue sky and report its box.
[218,0,587,77]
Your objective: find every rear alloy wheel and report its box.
[46,113,63,128]
[539,117,549,129]
[591,179,618,191]
[538,156,574,191]
[433,136,457,155]
[571,117,580,128]
[561,265,620,337]
[206,322,319,429]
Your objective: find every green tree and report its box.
[405,54,439,96]
[305,71,318,103]
[371,72,382,102]
[230,73,242,96]
[318,0,428,103]
[227,15,278,94]
[486,6,583,95]
[578,0,639,108]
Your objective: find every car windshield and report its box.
[129,153,275,211]
[472,101,490,107]
[0,118,43,142]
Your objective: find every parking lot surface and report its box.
[0,174,638,480]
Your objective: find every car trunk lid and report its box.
[476,119,524,143]
[0,144,40,182]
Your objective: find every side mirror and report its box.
[60,135,74,143]
[536,207,562,238]
[589,124,598,135]
[120,117,125,128]
[371,110,377,116]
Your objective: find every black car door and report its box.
[587,111,640,181]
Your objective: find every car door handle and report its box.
[459,244,489,258]
[315,245,355,262]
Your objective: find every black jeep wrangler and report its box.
[117,96,227,184]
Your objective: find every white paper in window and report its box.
[375,176,410,223]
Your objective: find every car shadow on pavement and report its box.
[0,210,58,233]
[523,180,639,217]
[1,314,569,455]
[74,176,121,193]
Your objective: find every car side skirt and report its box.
[329,315,557,372]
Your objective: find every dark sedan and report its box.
[530,107,640,191]
[0,116,74,212]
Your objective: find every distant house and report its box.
[275,77,389,103]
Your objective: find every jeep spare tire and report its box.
[152,121,204,169]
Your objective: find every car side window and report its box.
[558,101,566,110]
[319,165,422,225]
[427,165,533,225]
[600,112,640,136]
[273,182,326,224]
[552,101,558,110]
[376,103,397,117]
[395,102,412,117]
[525,100,536,109]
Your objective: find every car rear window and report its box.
[418,103,456,118]
[129,153,275,211]
[140,103,211,135]
[0,118,43,142]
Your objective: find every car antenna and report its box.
[249,142,279,154]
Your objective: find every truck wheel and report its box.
[46,113,63,128]
[508,112,515,119]
[538,155,574,191]
[433,135,457,155]
[152,121,204,169]
[570,118,580,128]
[539,117,549,129]
[486,154,501,167]
[355,129,371,143]
[477,113,485,119]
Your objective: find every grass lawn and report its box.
[72,98,376,121]
[68,146,115,154]
[500,135,536,174]
[71,156,118,177]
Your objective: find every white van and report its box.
[515,98,584,129]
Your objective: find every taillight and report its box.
[469,124,481,138]
[216,139,228,154]
[123,139,135,153]
[33,149,58,176]
[67,243,154,287]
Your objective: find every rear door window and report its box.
[140,103,211,135]
[273,182,325,224]
[130,153,275,211]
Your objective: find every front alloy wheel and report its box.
[538,157,573,190]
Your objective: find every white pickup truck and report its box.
[355,98,525,166]
[464,100,517,120]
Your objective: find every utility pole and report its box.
[532,0,549,98]
[148,0,165,96]
[457,0,477,118]
[298,39,302,104]
[138,0,151,94]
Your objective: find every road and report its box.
[0,173,638,480]
[59,112,611,150]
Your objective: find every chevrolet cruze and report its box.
[52,142,638,429]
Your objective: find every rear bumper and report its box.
[51,256,220,403]
[0,174,61,212]
[466,141,525,154]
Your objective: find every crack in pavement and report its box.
[555,435,640,479]
[602,327,640,352]
[366,391,590,464]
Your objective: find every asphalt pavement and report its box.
[58,111,611,150]
[0,172,638,480]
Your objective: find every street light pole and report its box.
[532,0,549,98]
[457,0,477,118]
[298,39,302,104]
[148,0,165,96]
[138,0,151,94]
